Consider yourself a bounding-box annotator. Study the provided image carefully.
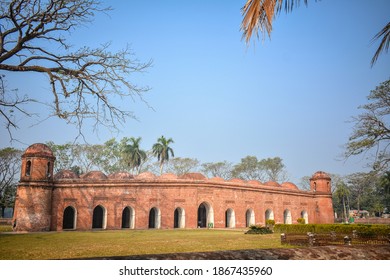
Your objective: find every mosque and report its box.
[13,143,334,231]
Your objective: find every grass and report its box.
[0,228,289,260]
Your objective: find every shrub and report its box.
[297,218,306,224]
[273,223,390,236]
[245,225,273,235]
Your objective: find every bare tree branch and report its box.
[0,0,152,139]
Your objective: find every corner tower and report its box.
[310,171,334,224]
[13,143,56,231]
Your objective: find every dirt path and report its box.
[86,245,390,260]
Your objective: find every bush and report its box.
[297,218,306,224]
[245,225,273,235]
[273,223,390,236]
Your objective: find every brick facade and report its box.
[13,143,334,232]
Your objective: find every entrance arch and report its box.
[92,205,106,229]
[265,209,274,222]
[122,206,135,229]
[149,207,161,229]
[225,208,236,228]
[284,209,292,224]
[197,202,214,228]
[174,207,185,228]
[301,210,308,224]
[245,208,255,227]
[63,206,76,230]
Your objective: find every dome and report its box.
[248,180,262,186]
[54,170,79,180]
[23,143,54,158]
[281,182,299,190]
[158,173,178,180]
[207,177,225,182]
[311,171,331,180]
[80,171,107,180]
[179,173,206,180]
[108,172,134,180]
[135,172,157,180]
[229,178,246,184]
[264,181,281,188]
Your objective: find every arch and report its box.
[62,206,76,230]
[246,208,255,227]
[47,162,51,178]
[301,210,309,224]
[148,207,161,229]
[92,205,107,229]
[197,202,214,228]
[25,160,31,176]
[265,209,274,222]
[174,207,185,229]
[284,209,292,224]
[121,206,135,229]
[225,208,236,228]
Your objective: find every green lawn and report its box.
[0,228,288,260]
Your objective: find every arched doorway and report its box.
[63,206,76,230]
[246,209,255,227]
[174,207,185,229]
[149,207,161,229]
[301,210,308,224]
[265,209,274,222]
[92,205,106,229]
[197,202,214,228]
[225,208,236,228]
[122,206,135,229]
[284,209,292,224]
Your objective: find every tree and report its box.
[334,181,350,222]
[201,161,233,180]
[0,0,151,139]
[232,155,265,181]
[0,147,21,217]
[346,172,377,216]
[259,157,288,182]
[240,0,389,66]
[122,137,147,175]
[345,79,390,172]
[152,136,174,174]
[165,157,199,176]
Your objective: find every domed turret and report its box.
[21,143,56,182]
[310,171,331,193]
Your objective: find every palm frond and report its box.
[371,21,390,67]
[241,0,308,43]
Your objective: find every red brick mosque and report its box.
[13,143,334,231]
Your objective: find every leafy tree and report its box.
[346,172,377,215]
[345,79,390,172]
[165,157,199,176]
[152,136,174,174]
[232,155,265,181]
[0,0,151,138]
[334,181,351,221]
[259,157,288,182]
[240,0,389,66]
[232,155,288,182]
[122,137,147,175]
[201,161,233,180]
[0,147,21,217]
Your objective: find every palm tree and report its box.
[152,136,174,174]
[334,181,351,222]
[123,137,147,174]
[240,0,389,66]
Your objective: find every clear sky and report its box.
[1,0,389,185]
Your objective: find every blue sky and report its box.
[1,0,390,185]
